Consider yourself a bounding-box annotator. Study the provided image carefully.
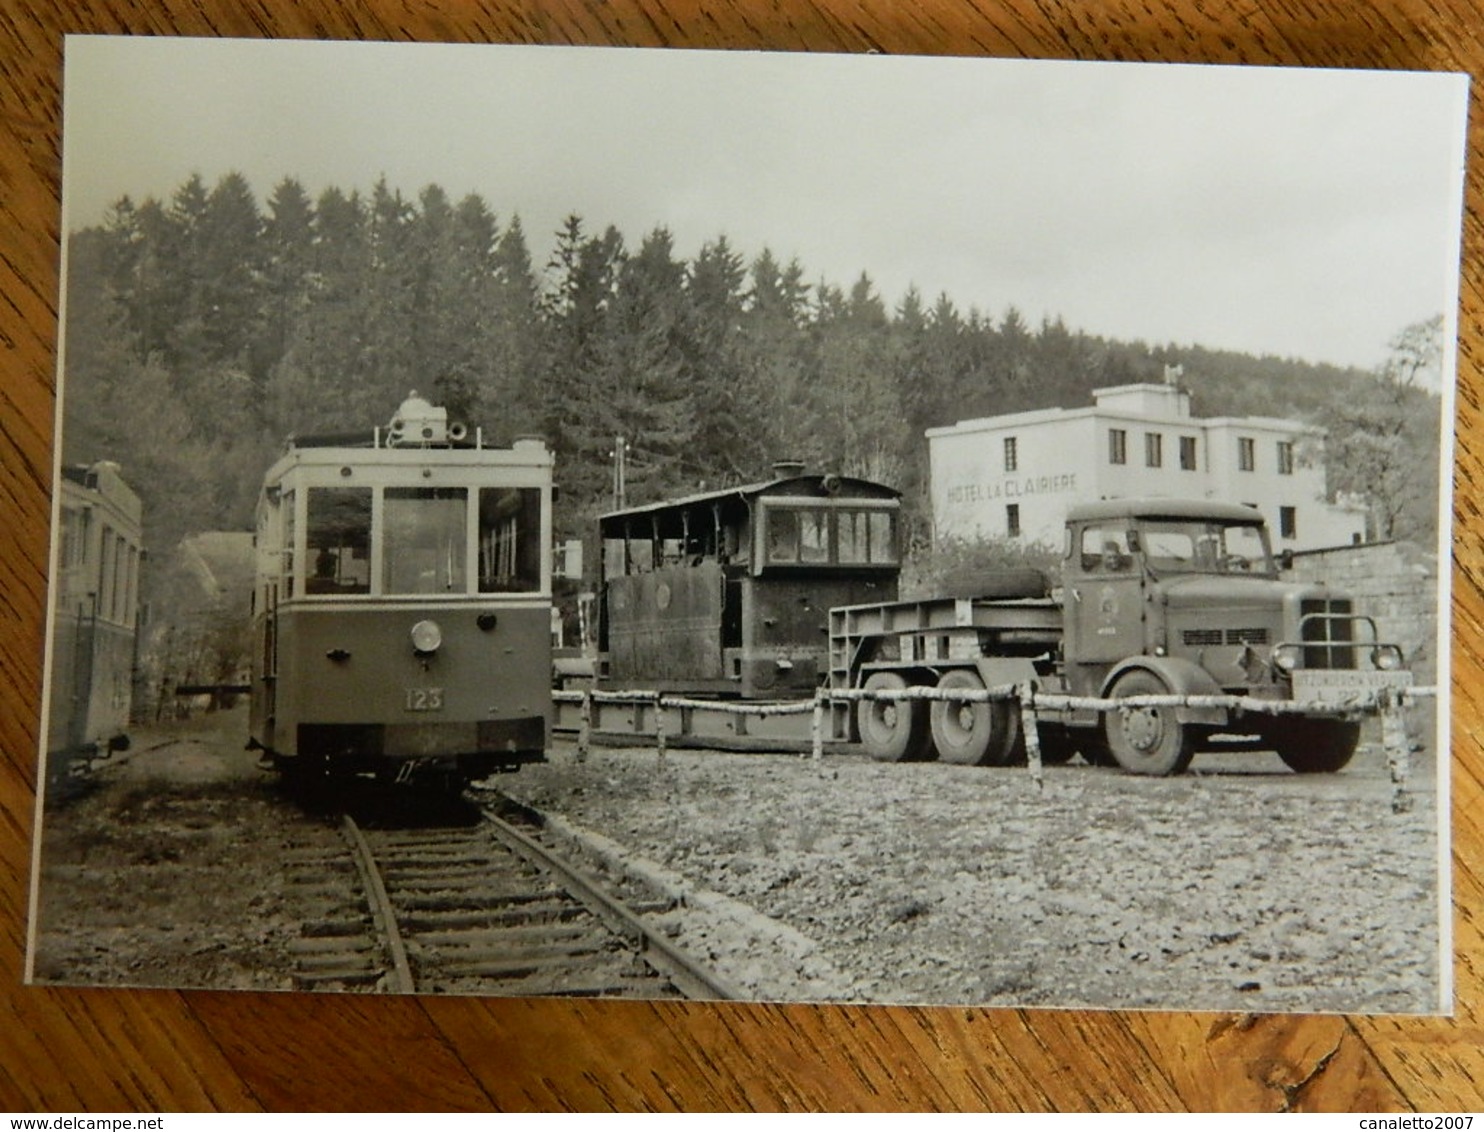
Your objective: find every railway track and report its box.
[284,795,741,999]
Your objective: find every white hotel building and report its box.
[927,381,1366,552]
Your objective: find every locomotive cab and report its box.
[598,471,901,698]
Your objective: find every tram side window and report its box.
[306,487,372,594]
[385,487,468,594]
[282,490,296,597]
[60,506,84,570]
[479,487,542,593]
[99,525,115,620]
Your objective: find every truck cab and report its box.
[1060,499,1410,774]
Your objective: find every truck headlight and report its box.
[411,619,443,656]
[1372,645,1403,671]
[1272,644,1301,672]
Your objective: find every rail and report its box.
[553,683,1438,812]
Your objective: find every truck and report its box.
[828,497,1412,775]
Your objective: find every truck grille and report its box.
[1300,598,1356,668]
[1226,627,1269,645]
[1182,627,1269,647]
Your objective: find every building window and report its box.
[1179,435,1197,471]
[1280,506,1297,540]
[1003,436,1018,472]
[1006,504,1021,538]
[1277,440,1295,475]
[1238,436,1256,472]
[1109,428,1127,465]
[1145,432,1162,468]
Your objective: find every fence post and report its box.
[1381,688,1411,814]
[577,688,592,763]
[811,690,826,763]
[654,693,667,766]
[1018,683,1044,791]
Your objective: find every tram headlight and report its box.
[1272,644,1302,672]
[410,619,443,656]
[1372,645,1403,671]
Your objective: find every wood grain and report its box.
[1,0,1480,1112]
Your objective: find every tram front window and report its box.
[479,487,542,592]
[383,487,468,594]
[306,487,372,594]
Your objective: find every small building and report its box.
[926,379,1366,551]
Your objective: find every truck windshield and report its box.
[1138,519,1274,576]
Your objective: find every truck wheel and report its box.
[930,669,1023,766]
[857,672,933,762]
[1271,719,1362,773]
[1103,669,1196,776]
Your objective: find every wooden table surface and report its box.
[2,0,1481,1113]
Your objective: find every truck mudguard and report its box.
[1099,655,1229,727]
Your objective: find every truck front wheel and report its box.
[1270,719,1362,773]
[857,672,933,762]
[930,669,1024,766]
[1103,669,1196,776]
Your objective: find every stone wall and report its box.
[1282,540,1440,685]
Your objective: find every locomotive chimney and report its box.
[772,459,806,479]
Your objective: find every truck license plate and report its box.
[1291,670,1413,703]
[405,687,445,712]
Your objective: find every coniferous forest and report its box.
[59,172,1446,592]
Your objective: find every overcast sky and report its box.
[61,36,1469,372]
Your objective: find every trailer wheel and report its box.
[857,672,933,762]
[1103,669,1195,776]
[1270,719,1362,773]
[930,669,1023,766]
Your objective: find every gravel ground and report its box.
[501,728,1445,1014]
[26,709,1445,1014]
[27,710,314,992]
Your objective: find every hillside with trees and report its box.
[59,172,1447,596]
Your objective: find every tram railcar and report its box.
[597,466,901,699]
[46,461,143,785]
[249,394,554,787]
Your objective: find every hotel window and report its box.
[1238,436,1255,472]
[1277,440,1295,475]
[1109,428,1127,465]
[1145,432,1162,468]
[1003,436,1018,472]
[1006,503,1021,538]
[1179,435,1197,471]
[1280,506,1297,540]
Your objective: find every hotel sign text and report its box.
[946,473,1078,504]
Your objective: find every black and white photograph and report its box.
[26,36,1466,1014]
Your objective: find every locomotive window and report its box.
[799,510,829,563]
[306,487,372,595]
[838,510,868,563]
[838,509,896,564]
[869,512,896,563]
[479,487,542,593]
[384,487,468,595]
[767,510,801,563]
